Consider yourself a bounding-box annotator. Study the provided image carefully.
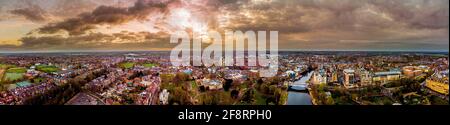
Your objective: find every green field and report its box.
[32,77,45,83]
[6,67,27,73]
[36,65,59,73]
[0,64,7,69]
[142,63,158,68]
[0,64,16,69]
[120,62,136,69]
[1,66,24,83]
[4,73,24,81]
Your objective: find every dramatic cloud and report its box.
[0,7,3,21]
[17,31,171,50]
[0,0,448,51]
[37,0,177,35]
[218,0,449,50]
[225,0,449,32]
[52,0,109,17]
[9,4,51,23]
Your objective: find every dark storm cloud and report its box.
[9,4,50,22]
[0,6,3,21]
[37,0,177,35]
[18,31,171,49]
[51,0,100,18]
[222,0,448,51]
[19,36,64,47]
[225,0,448,34]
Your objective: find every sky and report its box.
[0,0,448,52]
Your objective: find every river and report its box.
[287,71,313,105]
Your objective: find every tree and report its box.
[241,89,254,103]
[223,79,233,91]
[173,73,189,85]
[217,91,233,105]
[268,85,277,94]
[170,87,191,105]
[231,90,239,99]
[260,83,269,94]
[274,88,288,105]
[325,96,335,105]
[199,86,206,92]
[257,78,263,84]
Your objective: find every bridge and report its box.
[289,71,314,92]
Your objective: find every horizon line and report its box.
[0,49,448,54]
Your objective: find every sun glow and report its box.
[166,8,210,42]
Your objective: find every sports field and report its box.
[120,62,136,69]
[143,63,158,68]
[0,64,6,69]
[0,64,8,82]
[6,67,27,73]
[36,65,59,73]
[2,67,26,82]
[4,73,24,81]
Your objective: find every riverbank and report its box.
[308,88,318,105]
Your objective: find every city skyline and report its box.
[0,0,449,51]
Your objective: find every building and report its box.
[402,66,428,78]
[425,79,449,96]
[199,78,223,90]
[373,71,401,84]
[343,69,355,87]
[312,71,327,85]
[311,68,327,85]
[425,71,449,97]
[286,70,296,80]
[159,89,169,105]
[140,81,152,86]
[360,69,372,86]
[331,71,338,83]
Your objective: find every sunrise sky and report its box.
[0,0,448,52]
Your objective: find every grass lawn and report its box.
[6,67,27,73]
[0,64,15,69]
[4,73,24,81]
[2,67,26,82]
[36,65,59,73]
[0,64,7,69]
[142,63,158,68]
[120,62,136,69]
[32,77,45,84]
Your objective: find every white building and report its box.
[312,70,327,85]
[159,89,169,105]
[343,69,355,87]
[360,69,372,86]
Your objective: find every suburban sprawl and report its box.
[0,51,448,105]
